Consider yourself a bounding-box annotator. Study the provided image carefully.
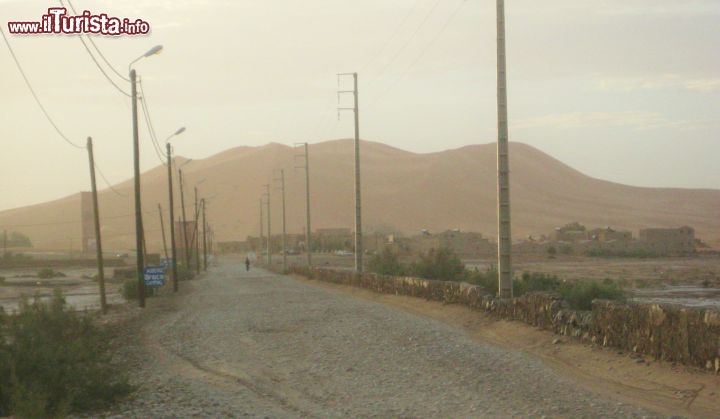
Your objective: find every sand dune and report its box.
[1,140,718,252]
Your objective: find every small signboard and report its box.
[160,257,173,268]
[144,266,165,287]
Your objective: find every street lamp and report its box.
[166,126,186,293]
[129,44,163,308]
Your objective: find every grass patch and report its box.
[0,290,133,417]
[37,268,66,279]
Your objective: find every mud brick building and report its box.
[638,226,695,254]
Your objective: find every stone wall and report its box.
[287,266,720,372]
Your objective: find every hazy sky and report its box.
[1,0,719,211]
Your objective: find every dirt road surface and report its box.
[92,257,718,418]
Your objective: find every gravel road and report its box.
[95,257,668,418]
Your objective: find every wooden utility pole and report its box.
[496,0,513,298]
[86,137,107,314]
[130,69,146,308]
[158,204,169,262]
[338,72,362,272]
[179,169,190,269]
[166,143,179,292]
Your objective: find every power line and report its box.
[93,160,127,197]
[59,0,130,97]
[360,0,423,74]
[139,96,167,165]
[369,0,466,107]
[372,0,443,80]
[66,0,129,82]
[0,26,84,150]
[137,79,167,165]
[137,79,165,159]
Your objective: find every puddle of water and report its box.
[631,285,720,308]
[0,292,125,313]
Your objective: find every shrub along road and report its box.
[95,257,672,418]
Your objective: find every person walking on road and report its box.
[245,256,250,271]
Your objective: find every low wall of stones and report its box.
[287,266,720,372]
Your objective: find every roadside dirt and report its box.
[292,274,720,418]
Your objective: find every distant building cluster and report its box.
[215,222,701,258]
[517,222,698,256]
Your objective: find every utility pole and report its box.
[158,204,169,262]
[258,198,265,257]
[130,69,146,307]
[496,0,513,298]
[295,142,312,268]
[338,72,362,272]
[201,198,207,271]
[166,143,179,292]
[179,169,190,270]
[274,169,287,272]
[263,184,271,266]
[86,137,107,314]
[194,186,200,275]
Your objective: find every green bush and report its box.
[558,280,625,311]
[37,268,65,279]
[367,248,405,276]
[121,279,138,300]
[0,291,133,417]
[409,247,465,281]
[513,272,562,296]
[176,264,194,281]
[464,266,498,291]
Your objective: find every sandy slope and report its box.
[1,140,718,252]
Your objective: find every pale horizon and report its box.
[2,0,719,211]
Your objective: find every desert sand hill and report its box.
[0,140,718,252]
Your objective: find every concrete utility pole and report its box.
[259,199,264,257]
[263,184,271,266]
[274,169,287,272]
[295,143,312,268]
[496,0,513,298]
[86,137,107,314]
[338,72,363,273]
[194,186,200,275]
[201,198,207,271]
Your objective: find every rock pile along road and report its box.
[100,257,666,418]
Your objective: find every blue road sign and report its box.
[144,266,165,287]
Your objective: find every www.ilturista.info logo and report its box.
[7,7,150,36]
